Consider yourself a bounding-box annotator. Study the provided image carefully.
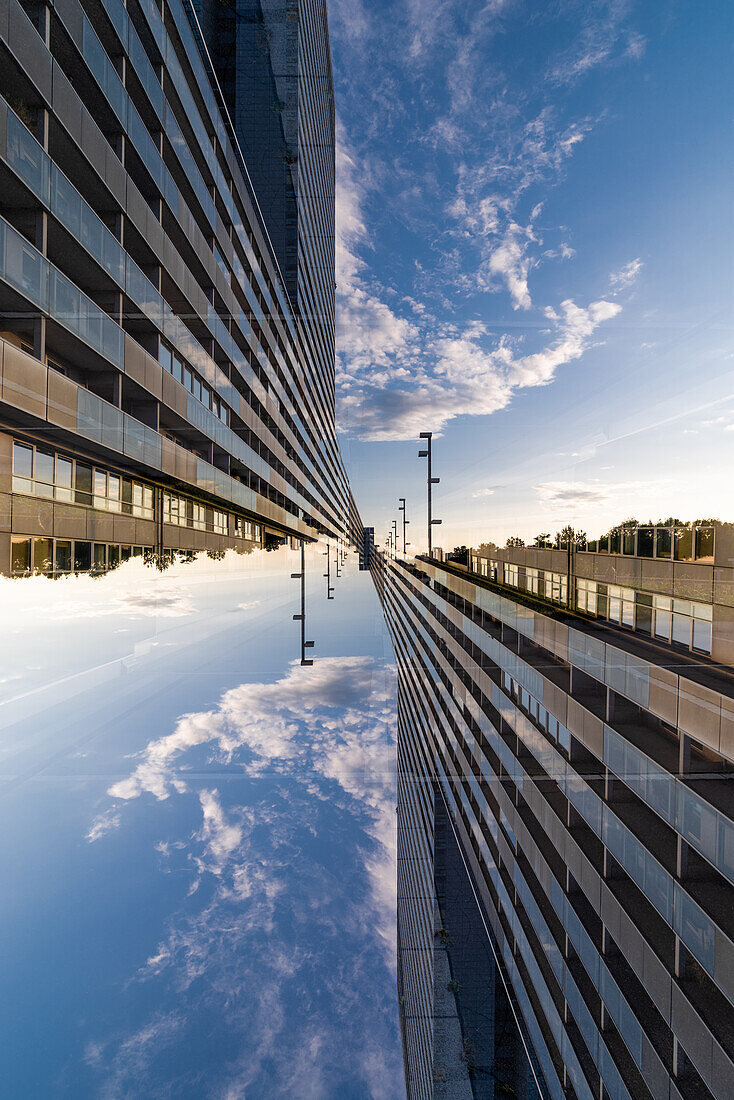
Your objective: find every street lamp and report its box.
[418,432,441,557]
[399,498,410,556]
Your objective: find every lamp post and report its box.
[323,543,334,599]
[418,431,441,557]
[291,541,314,665]
[398,498,409,556]
[392,519,398,559]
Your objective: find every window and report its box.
[11,537,31,573]
[525,567,539,594]
[56,457,73,502]
[74,541,92,572]
[234,515,243,538]
[159,344,172,373]
[94,469,107,509]
[93,543,107,571]
[108,474,121,511]
[213,510,227,534]
[505,564,519,587]
[33,538,53,572]
[192,502,206,530]
[172,355,183,383]
[577,578,597,614]
[12,442,33,493]
[75,463,92,506]
[35,451,55,497]
[56,540,71,572]
[695,526,714,562]
[654,596,712,654]
[608,585,634,627]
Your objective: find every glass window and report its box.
[11,537,31,573]
[610,529,622,554]
[558,724,570,752]
[33,450,54,497]
[637,527,654,557]
[55,540,71,572]
[121,546,131,561]
[159,344,172,372]
[56,456,73,502]
[94,469,107,507]
[13,441,34,479]
[655,527,672,558]
[132,546,143,557]
[109,545,120,569]
[674,527,693,561]
[183,367,193,392]
[672,614,690,647]
[93,543,107,570]
[33,538,53,572]
[121,479,133,515]
[695,526,714,562]
[622,530,635,555]
[193,376,202,402]
[172,355,183,383]
[108,474,121,511]
[692,618,712,654]
[74,541,92,572]
[75,462,92,506]
[655,610,671,641]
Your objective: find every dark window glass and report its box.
[11,537,31,572]
[55,540,71,571]
[610,530,621,554]
[695,527,714,562]
[637,527,654,557]
[75,462,92,505]
[33,538,53,572]
[636,593,653,636]
[121,545,132,561]
[172,356,183,383]
[622,530,635,555]
[183,367,193,392]
[656,527,672,558]
[93,543,107,570]
[109,544,120,568]
[599,535,609,553]
[121,478,133,515]
[674,527,692,561]
[13,442,33,478]
[74,541,92,571]
[132,546,143,557]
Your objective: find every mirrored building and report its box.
[373,526,734,1100]
[0,0,356,576]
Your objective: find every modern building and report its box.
[0,0,357,576]
[372,518,734,1100]
[359,524,374,570]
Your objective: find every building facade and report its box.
[0,0,356,576]
[373,534,734,1100]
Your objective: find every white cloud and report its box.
[609,257,643,291]
[472,488,495,498]
[339,296,621,441]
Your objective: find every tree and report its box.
[450,545,469,565]
[505,536,525,548]
[554,526,587,549]
[476,540,498,556]
[533,533,551,548]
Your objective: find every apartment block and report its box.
[373,527,734,1100]
[0,0,357,575]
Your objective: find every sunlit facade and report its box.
[0,0,356,575]
[374,535,734,1100]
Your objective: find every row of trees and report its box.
[473,517,722,554]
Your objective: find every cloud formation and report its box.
[87,656,402,1096]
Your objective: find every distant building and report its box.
[373,518,734,1100]
[0,0,355,576]
[359,526,374,571]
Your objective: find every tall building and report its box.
[373,519,734,1100]
[0,0,354,576]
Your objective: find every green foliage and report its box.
[505,535,525,547]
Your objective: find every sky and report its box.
[329,0,734,551]
[0,551,403,1098]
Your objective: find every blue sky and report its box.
[330,0,734,549]
[0,553,402,1098]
